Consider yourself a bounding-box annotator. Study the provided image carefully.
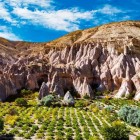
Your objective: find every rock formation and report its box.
[132,73,140,101]
[39,82,49,100]
[63,91,75,105]
[0,21,140,101]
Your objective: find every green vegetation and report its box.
[21,89,32,95]
[15,98,27,106]
[0,92,140,139]
[118,105,140,127]
[75,99,91,107]
[136,136,140,140]
[102,121,130,140]
[0,118,4,131]
[40,95,54,106]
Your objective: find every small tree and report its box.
[15,98,27,106]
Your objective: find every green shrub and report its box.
[8,108,18,115]
[24,133,31,139]
[40,95,54,106]
[36,132,44,138]
[118,105,140,127]
[75,135,83,140]
[95,91,102,96]
[0,118,4,131]
[102,121,130,140]
[21,89,32,95]
[103,90,110,95]
[107,115,118,123]
[104,105,114,112]
[15,98,27,106]
[75,100,91,107]
[83,95,90,99]
[31,125,39,133]
[9,128,19,135]
[55,135,64,140]
[88,135,99,140]
[136,136,140,140]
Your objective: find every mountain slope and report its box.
[0,20,140,101]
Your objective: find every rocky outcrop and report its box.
[39,82,49,100]
[0,21,140,101]
[81,77,94,98]
[26,73,39,90]
[132,73,140,101]
[114,79,133,98]
[0,76,17,101]
[63,91,75,106]
[73,77,94,98]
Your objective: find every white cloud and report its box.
[12,7,94,31]
[4,0,53,8]
[98,4,122,15]
[122,15,131,20]
[10,3,125,31]
[0,3,12,22]
[0,26,21,41]
[0,0,127,33]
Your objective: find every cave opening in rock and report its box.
[37,74,48,88]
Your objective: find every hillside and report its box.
[0,20,140,101]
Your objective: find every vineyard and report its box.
[0,92,140,140]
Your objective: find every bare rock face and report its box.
[81,77,94,98]
[132,73,140,101]
[26,73,39,90]
[63,91,75,105]
[73,77,94,98]
[114,79,133,98]
[39,82,49,100]
[1,21,140,101]
[0,76,17,101]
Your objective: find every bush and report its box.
[9,128,19,135]
[5,115,19,126]
[40,95,54,106]
[104,105,114,112]
[36,133,44,138]
[92,107,99,113]
[107,115,118,123]
[95,91,102,96]
[8,108,18,115]
[0,118,4,131]
[15,98,27,106]
[88,135,99,140]
[75,100,91,107]
[118,105,140,127]
[136,136,140,140]
[103,90,110,95]
[102,121,130,140]
[24,133,31,139]
[83,95,90,99]
[21,89,32,95]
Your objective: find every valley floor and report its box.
[0,92,140,140]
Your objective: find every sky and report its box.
[0,0,140,42]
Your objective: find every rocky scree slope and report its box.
[0,21,140,101]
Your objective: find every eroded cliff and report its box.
[1,21,140,101]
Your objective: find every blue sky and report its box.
[0,0,140,42]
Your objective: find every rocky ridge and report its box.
[0,21,140,101]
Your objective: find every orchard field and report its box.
[0,92,140,140]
